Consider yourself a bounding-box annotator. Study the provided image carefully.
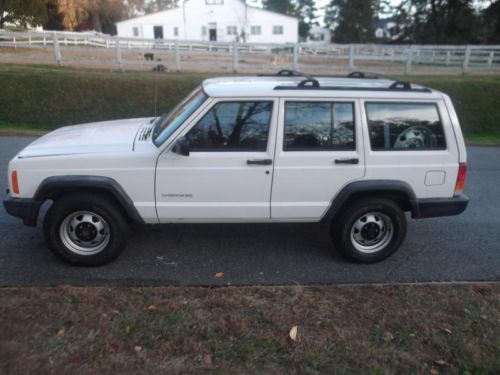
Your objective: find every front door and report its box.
[153,25,164,39]
[155,99,278,221]
[209,28,217,41]
[271,99,365,220]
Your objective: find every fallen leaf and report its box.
[289,326,298,342]
[203,354,213,366]
[134,346,142,352]
[383,331,394,342]
[148,304,157,311]
[56,329,65,337]
[214,272,224,278]
[430,368,439,375]
[409,333,416,337]
[440,327,452,335]
[480,314,488,321]
[434,359,447,367]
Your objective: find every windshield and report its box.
[153,87,208,146]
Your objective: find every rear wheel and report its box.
[43,192,129,266]
[332,198,407,263]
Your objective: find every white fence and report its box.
[1,29,499,74]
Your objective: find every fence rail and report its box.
[1,29,499,74]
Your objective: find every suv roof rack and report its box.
[273,76,431,93]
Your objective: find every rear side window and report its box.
[284,102,355,151]
[186,101,272,151]
[366,102,446,150]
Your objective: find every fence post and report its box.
[487,51,494,67]
[348,44,354,72]
[405,46,413,74]
[232,41,239,73]
[115,38,123,71]
[463,46,471,74]
[445,51,451,65]
[293,44,299,71]
[52,33,61,65]
[175,40,181,72]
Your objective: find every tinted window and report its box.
[284,102,355,151]
[186,101,272,151]
[366,103,446,150]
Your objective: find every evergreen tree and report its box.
[261,0,296,16]
[295,0,317,39]
[393,0,480,44]
[324,0,377,43]
[480,0,500,44]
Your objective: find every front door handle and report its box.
[335,158,359,165]
[247,159,272,166]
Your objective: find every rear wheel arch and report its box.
[322,180,419,223]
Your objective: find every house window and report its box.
[173,26,179,36]
[206,0,223,4]
[366,102,446,150]
[284,102,355,151]
[273,25,284,35]
[132,27,139,37]
[227,26,238,35]
[250,26,261,35]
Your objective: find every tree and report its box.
[393,0,481,44]
[296,0,317,39]
[324,0,377,43]
[0,0,48,29]
[480,0,500,43]
[262,0,296,16]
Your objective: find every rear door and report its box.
[271,98,365,220]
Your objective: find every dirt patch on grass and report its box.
[0,284,499,374]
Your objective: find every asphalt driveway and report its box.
[0,136,499,287]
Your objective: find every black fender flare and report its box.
[321,179,419,223]
[33,175,144,224]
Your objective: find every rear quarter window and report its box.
[365,102,446,151]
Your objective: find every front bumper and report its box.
[413,194,469,219]
[3,196,42,226]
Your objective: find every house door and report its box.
[209,28,217,41]
[153,26,164,39]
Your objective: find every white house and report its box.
[116,0,299,44]
[305,27,331,44]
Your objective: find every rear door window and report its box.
[284,102,355,151]
[365,102,446,150]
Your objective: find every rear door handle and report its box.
[247,159,272,166]
[335,158,359,165]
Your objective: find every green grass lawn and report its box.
[0,63,499,144]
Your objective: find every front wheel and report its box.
[332,198,407,263]
[43,192,130,266]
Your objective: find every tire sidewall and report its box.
[333,199,407,263]
[44,194,128,266]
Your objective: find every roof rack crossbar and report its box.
[389,80,412,90]
[258,70,305,77]
[297,78,320,88]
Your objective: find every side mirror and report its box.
[172,136,190,156]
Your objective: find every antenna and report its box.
[154,79,158,117]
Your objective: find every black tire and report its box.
[331,198,407,263]
[43,192,130,266]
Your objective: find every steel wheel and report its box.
[59,211,110,256]
[349,211,394,254]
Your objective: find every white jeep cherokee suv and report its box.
[3,71,469,266]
